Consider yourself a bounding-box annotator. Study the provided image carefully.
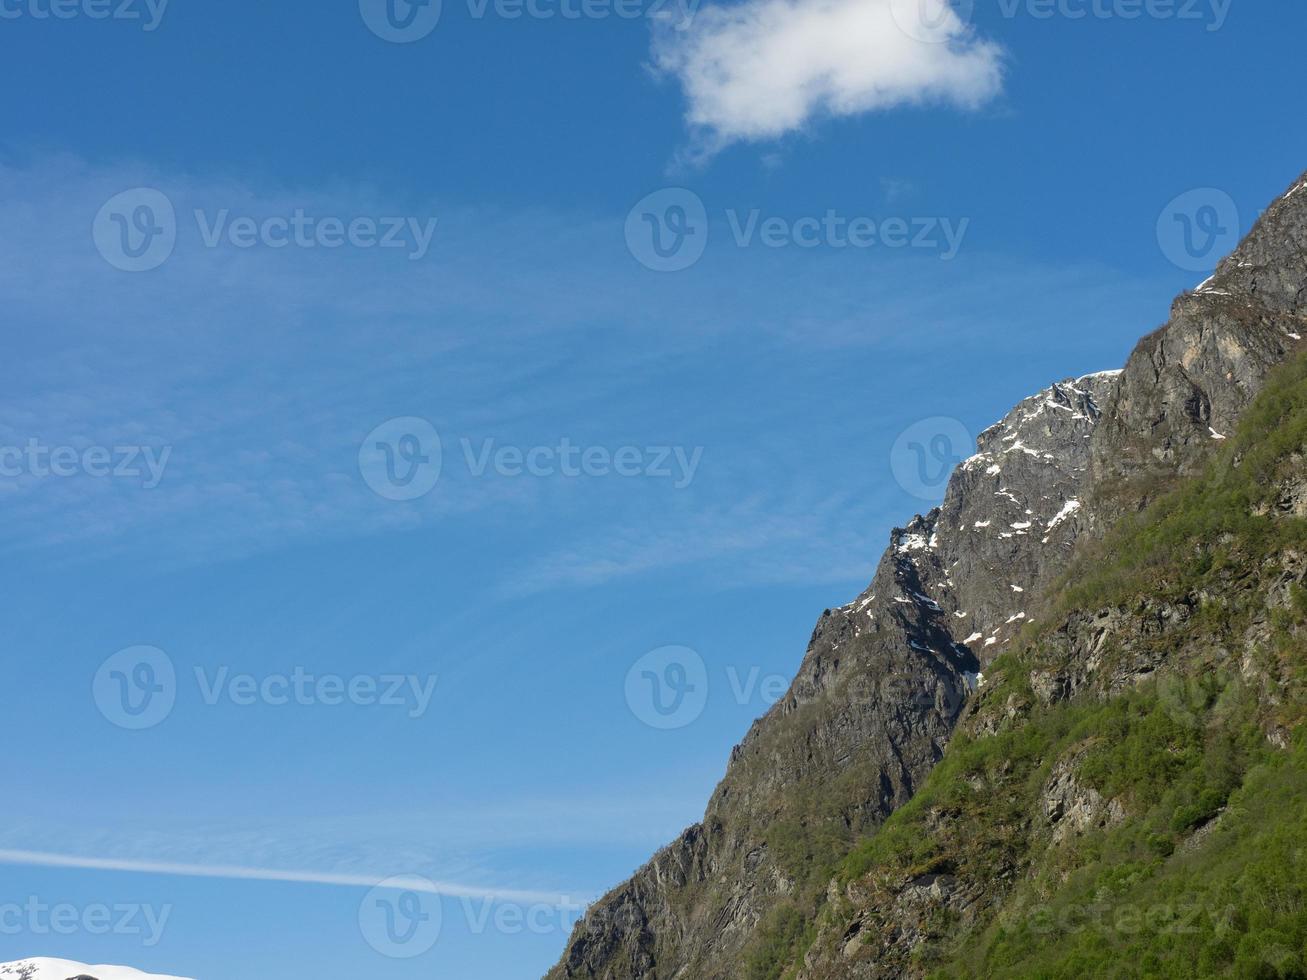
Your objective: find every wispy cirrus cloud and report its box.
[502,489,885,596]
[0,850,573,906]
[0,790,709,906]
[0,155,1161,590]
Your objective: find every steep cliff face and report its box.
[909,371,1120,658]
[793,170,1307,980]
[550,381,1121,979]
[548,168,1307,980]
[1088,171,1307,516]
[797,338,1307,980]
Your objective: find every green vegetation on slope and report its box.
[775,352,1307,979]
[964,734,1307,979]
[745,903,814,980]
[1056,350,1307,618]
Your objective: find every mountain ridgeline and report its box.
[548,168,1307,980]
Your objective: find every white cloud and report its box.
[653,0,1004,154]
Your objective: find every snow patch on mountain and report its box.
[0,958,193,980]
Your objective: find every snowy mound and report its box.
[0,959,193,980]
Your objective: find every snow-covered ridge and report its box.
[885,370,1122,658]
[0,958,193,980]
[964,372,1120,473]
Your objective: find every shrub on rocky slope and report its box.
[798,350,1307,979]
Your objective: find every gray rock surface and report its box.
[548,372,1121,979]
[1088,171,1307,517]
[547,167,1307,980]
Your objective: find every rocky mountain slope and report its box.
[799,300,1307,979]
[547,167,1307,980]
[1089,171,1307,517]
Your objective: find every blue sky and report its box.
[2,1,1306,977]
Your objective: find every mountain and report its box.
[0,960,193,980]
[547,167,1307,980]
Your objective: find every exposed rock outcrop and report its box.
[548,167,1307,980]
[550,374,1121,979]
[1088,171,1307,518]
